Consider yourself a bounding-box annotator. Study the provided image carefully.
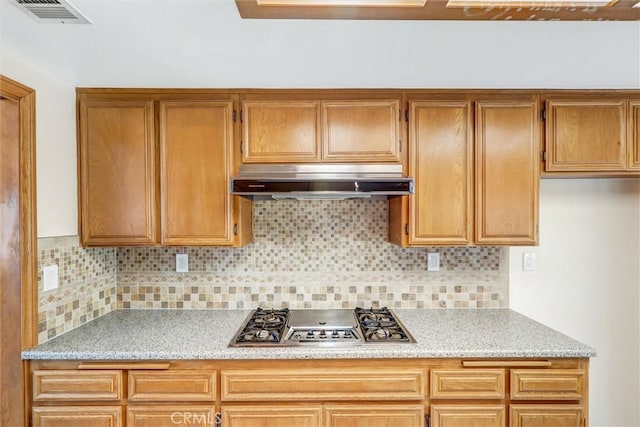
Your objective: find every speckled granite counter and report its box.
[22,309,595,360]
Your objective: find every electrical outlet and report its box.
[176,254,188,273]
[523,252,536,271]
[42,265,59,291]
[427,252,440,272]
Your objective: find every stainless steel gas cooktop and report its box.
[229,307,416,347]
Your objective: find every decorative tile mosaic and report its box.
[118,200,508,309]
[38,236,116,343]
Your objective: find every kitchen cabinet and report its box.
[78,98,156,246]
[391,96,539,246]
[28,358,588,427]
[543,95,640,176]
[77,90,252,247]
[241,95,402,164]
[430,405,506,427]
[509,405,583,427]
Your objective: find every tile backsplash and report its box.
[37,200,508,343]
[37,236,116,343]
[118,200,508,310]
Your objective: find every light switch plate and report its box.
[42,265,59,291]
[176,254,188,273]
[427,252,440,272]
[523,252,536,271]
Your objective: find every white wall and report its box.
[0,47,78,238]
[510,179,640,427]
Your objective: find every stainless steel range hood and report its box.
[231,164,413,200]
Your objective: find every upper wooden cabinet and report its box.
[543,95,640,176]
[78,99,157,246]
[241,96,402,164]
[160,101,236,245]
[77,91,251,247]
[391,96,539,247]
[407,100,474,246]
[476,99,539,245]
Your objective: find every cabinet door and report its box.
[242,100,321,163]
[546,100,626,171]
[510,405,583,427]
[629,101,640,170]
[128,406,216,427]
[78,99,156,246]
[160,100,235,245]
[322,99,401,162]
[33,406,122,427]
[324,404,424,427]
[221,405,321,427]
[408,101,473,245]
[476,100,539,245]
[431,405,506,427]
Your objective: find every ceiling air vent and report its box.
[13,0,91,24]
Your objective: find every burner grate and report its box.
[234,308,289,344]
[355,307,413,343]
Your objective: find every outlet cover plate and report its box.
[42,265,59,291]
[176,254,188,273]
[427,252,440,272]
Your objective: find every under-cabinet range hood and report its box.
[231,164,413,200]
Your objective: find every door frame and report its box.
[1,74,38,425]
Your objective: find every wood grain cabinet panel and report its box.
[408,101,473,245]
[128,370,216,401]
[221,368,425,401]
[430,369,505,399]
[128,405,216,427]
[509,405,583,427]
[160,100,235,245]
[546,100,626,171]
[324,404,424,427]
[629,101,640,170]
[431,405,506,427]
[322,99,401,162]
[32,406,123,427]
[241,100,321,163]
[78,99,156,246]
[510,370,584,400]
[221,405,322,427]
[33,370,123,401]
[476,99,539,245]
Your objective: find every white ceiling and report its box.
[1,0,639,88]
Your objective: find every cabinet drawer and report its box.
[128,405,216,427]
[431,369,505,399]
[128,370,216,402]
[431,405,506,427]
[33,406,123,427]
[221,368,426,401]
[33,370,123,401]
[510,370,584,400]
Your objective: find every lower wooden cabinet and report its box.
[510,405,583,427]
[32,406,123,427]
[28,358,589,427]
[221,404,322,427]
[430,405,506,427]
[324,404,424,427]
[127,405,216,427]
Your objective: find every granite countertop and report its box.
[22,309,596,360]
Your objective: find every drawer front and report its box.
[128,370,216,402]
[33,370,123,401]
[510,404,583,427]
[128,406,216,427]
[431,369,505,399]
[221,368,426,401]
[510,370,585,400]
[431,405,506,427]
[222,404,322,427]
[33,406,122,427]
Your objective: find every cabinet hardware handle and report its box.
[233,224,238,235]
[78,362,171,370]
[462,360,551,368]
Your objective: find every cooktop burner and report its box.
[229,307,415,347]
